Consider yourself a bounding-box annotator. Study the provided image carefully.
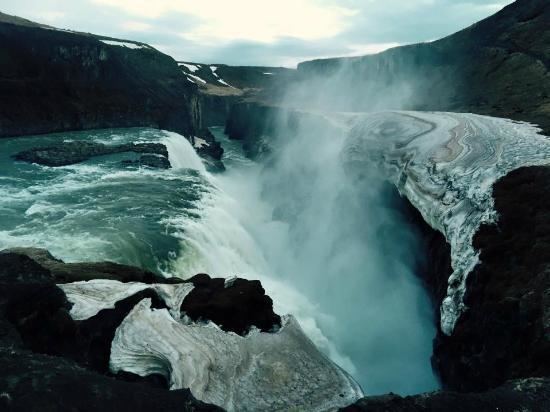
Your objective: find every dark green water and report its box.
[0,127,209,273]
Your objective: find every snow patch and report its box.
[187,73,206,84]
[58,279,194,320]
[100,39,146,49]
[179,63,200,72]
[193,137,210,149]
[217,78,232,87]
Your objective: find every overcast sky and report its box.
[0,0,513,67]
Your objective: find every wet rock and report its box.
[182,273,281,335]
[14,141,168,167]
[193,128,225,172]
[0,249,220,410]
[122,154,171,169]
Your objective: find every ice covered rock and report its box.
[343,111,550,334]
[59,279,194,320]
[110,298,363,411]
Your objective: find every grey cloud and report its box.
[0,0,514,66]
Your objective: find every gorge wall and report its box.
[0,13,200,138]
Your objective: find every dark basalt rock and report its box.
[0,246,283,401]
[342,378,550,412]
[182,273,281,335]
[0,248,221,410]
[433,166,550,391]
[14,141,168,167]
[0,250,53,283]
[193,128,225,172]
[0,349,222,412]
[0,255,168,373]
[122,154,171,169]
[3,247,178,283]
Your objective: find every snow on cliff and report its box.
[341,111,550,335]
[60,278,363,411]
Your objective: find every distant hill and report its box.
[293,0,550,134]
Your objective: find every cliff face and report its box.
[0,15,200,138]
[434,166,550,391]
[295,0,550,134]
[177,61,294,129]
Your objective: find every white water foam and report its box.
[161,131,358,376]
[162,132,206,172]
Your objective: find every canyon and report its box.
[0,0,549,410]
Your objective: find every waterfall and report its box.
[162,132,206,172]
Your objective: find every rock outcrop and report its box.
[0,248,362,411]
[0,349,222,412]
[183,273,282,335]
[14,141,169,167]
[0,248,219,411]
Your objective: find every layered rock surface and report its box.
[0,248,363,411]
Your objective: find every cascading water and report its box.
[0,125,439,396]
[166,126,439,395]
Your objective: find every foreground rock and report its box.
[342,378,550,412]
[0,349,221,412]
[0,248,362,411]
[2,247,175,283]
[0,249,218,411]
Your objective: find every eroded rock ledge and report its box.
[0,248,362,411]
